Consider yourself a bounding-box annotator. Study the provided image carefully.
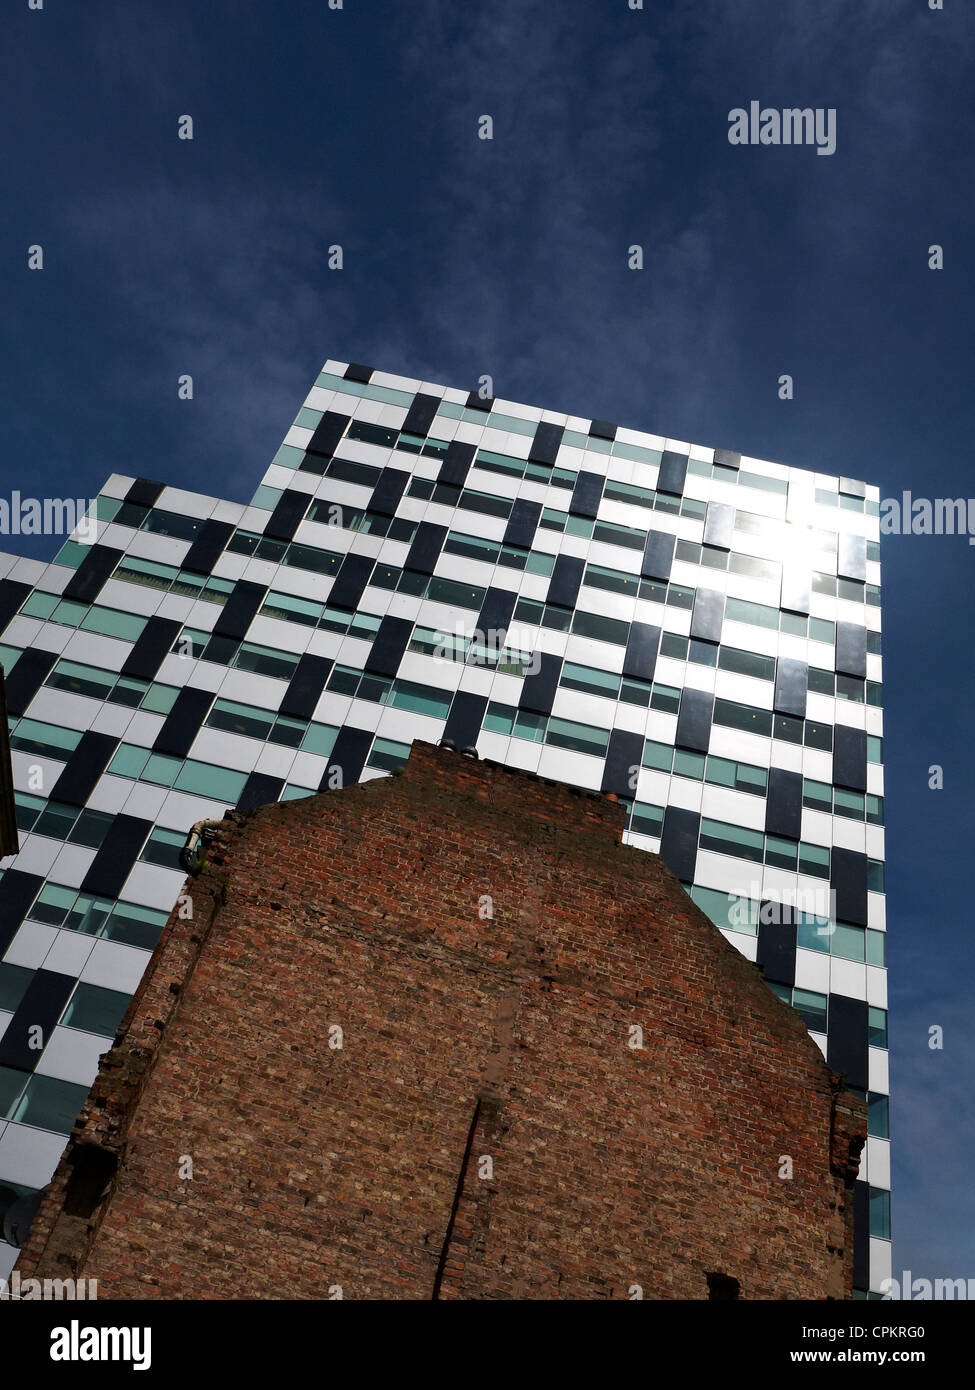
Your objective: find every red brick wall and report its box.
[16,741,865,1299]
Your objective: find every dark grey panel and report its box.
[601,729,643,798]
[344,363,373,383]
[703,502,735,550]
[503,500,542,550]
[63,545,123,604]
[367,467,410,518]
[657,451,687,496]
[281,653,333,721]
[641,530,676,581]
[0,870,43,957]
[831,847,869,927]
[153,687,214,759]
[124,478,164,508]
[51,732,119,808]
[659,807,700,883]
[265,490,309,543]
[838,533,868,582]
[528,421,564,466]
[121,616,182,681]
[182,520,234,576]
[0,969,77,1074]
[547,555,585,609]
[364,616,413,678]
[438,440,477,488]
[307,411,351,457]
[840,476,866,499]
[827,995,869,1091]
[836,622,868,679]
[713,449,741,470]
[319,726,373,791]
[443,691,487,749]
[690,588,724,644]
[0,579,31,635]
[465,390,493,412]
[765,768,803,840]
[518,652,562,716]
[780,564,811,616]
[833,725,868,793]
[81,815,153,899]
[213,581,267,640]
[676,688,713,753]
[405,523,448,576]
[774,657,808,719]
[236,771,285,812]
[588,419,617,441]
[4,648,57,717]
[476,588,517,642]
[569,471,604,519]
[328,553,374,611]
[757,905,796,986]
[622,622,661,682]
[401,392,440,438]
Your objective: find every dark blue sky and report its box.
[3,0,973,1287]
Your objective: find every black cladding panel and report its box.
[690,588,724,644]
[657,451,688,496]
[528,422,564,466]
[443,691,487,749]
[438,441,477,488]
[828,995,870,1091]
[675,688,713,753]
[182,520,234,575]
[401,393,440,438]
[518,652,562,716]
[774,657,808,719]
[831,847,869,927]
[833,725,868,792]
[3,648,57,717]
[836,622,868,679]
[476,588,517,641]
[51,731,119,808]
[765,767,803,840]
[153,687,214,759]
[125,478,164,508]
[569,471,604,519]
[503,500,542,550]
[236,772,285,811]
[660,807,700,882]
[344,363,373,383]
[307,411,351,457]
[641,530,676,582]
[404,523,447,575]
[0,870,44,957]
[838,532,868,582]
[622,622,660,682]
[63,545,122,604]
[546,555,584,609]
[703,502,735,550]
[780,565,811,616]
[265,490,309,543]
[121,617,182,681]
[757,906,797,987]
[0,969,77,1073]
[320,726,373,791]
[364,615,413,678]
[328,554,374,611]
[281,653,333,721]
[588,419,617,441]
[601,729,644,798]
[213,581,266,641]
[369,468,410,518]
[81,816,153,899]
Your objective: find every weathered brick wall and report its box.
[16,741,865,1299]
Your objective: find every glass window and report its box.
[866,929,886,967]
[61,982,132,1037]
[571,610,629,645]
[867,859,885,893]
[108,743,149,780]
[67,809,114,849]
[140,827,186,870]
[620,676,652,707]
[389,681,451,720]
[367,738,411,772]
[799,842,830,878]
[807,667,835,696]
[725,596,778,630]
[705,756,767,796]
[792,988,828,1034]
[0,962,34,1012]
[699,819,765,863]
[642,740,673,772]
[672,749,705,780]
[584,564,640,597]
[660,632,688,660]
[27,883,74,926]
[141,682,179,715]
[628,802,664,838]
[513,710,546,743]
[32,802,80,841]
[21,590,60,620]
[834,788,865,820]
[425,577,485,611]
[713,699,772,738]
[80,606,147,642]
[10,719,82,760]
[300,723,338,757]
[269,714,306,748]
[866,735,884,764]
[46,659,115,701]
[650,682,680,714]
[9,1073,90,1134]
[234,643,299,680]
[868,1006,888,1048]
[484,702,516,736]
[765,835,798,870]
[804,721,833,752]
[719,647,775,682]
[796,917,832,953]
[546,718,610,759]
[104,902,167,951]
[207,699,275,741]
[560,663,620,699]
[832,923,866,961]
[868,1094,890,1139]
[175,761,247,802]
[261,591,322,626]
[802,780,832,813]
[869,1187,891,1239]
[774,715,804,745]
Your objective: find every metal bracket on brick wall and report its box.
[179,818,225,875]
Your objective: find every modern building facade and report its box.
[13,741,868,1301]
[0,358,889,1293]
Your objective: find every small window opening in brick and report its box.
[706,1271,740,1301]
[63,1145,118,1218]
